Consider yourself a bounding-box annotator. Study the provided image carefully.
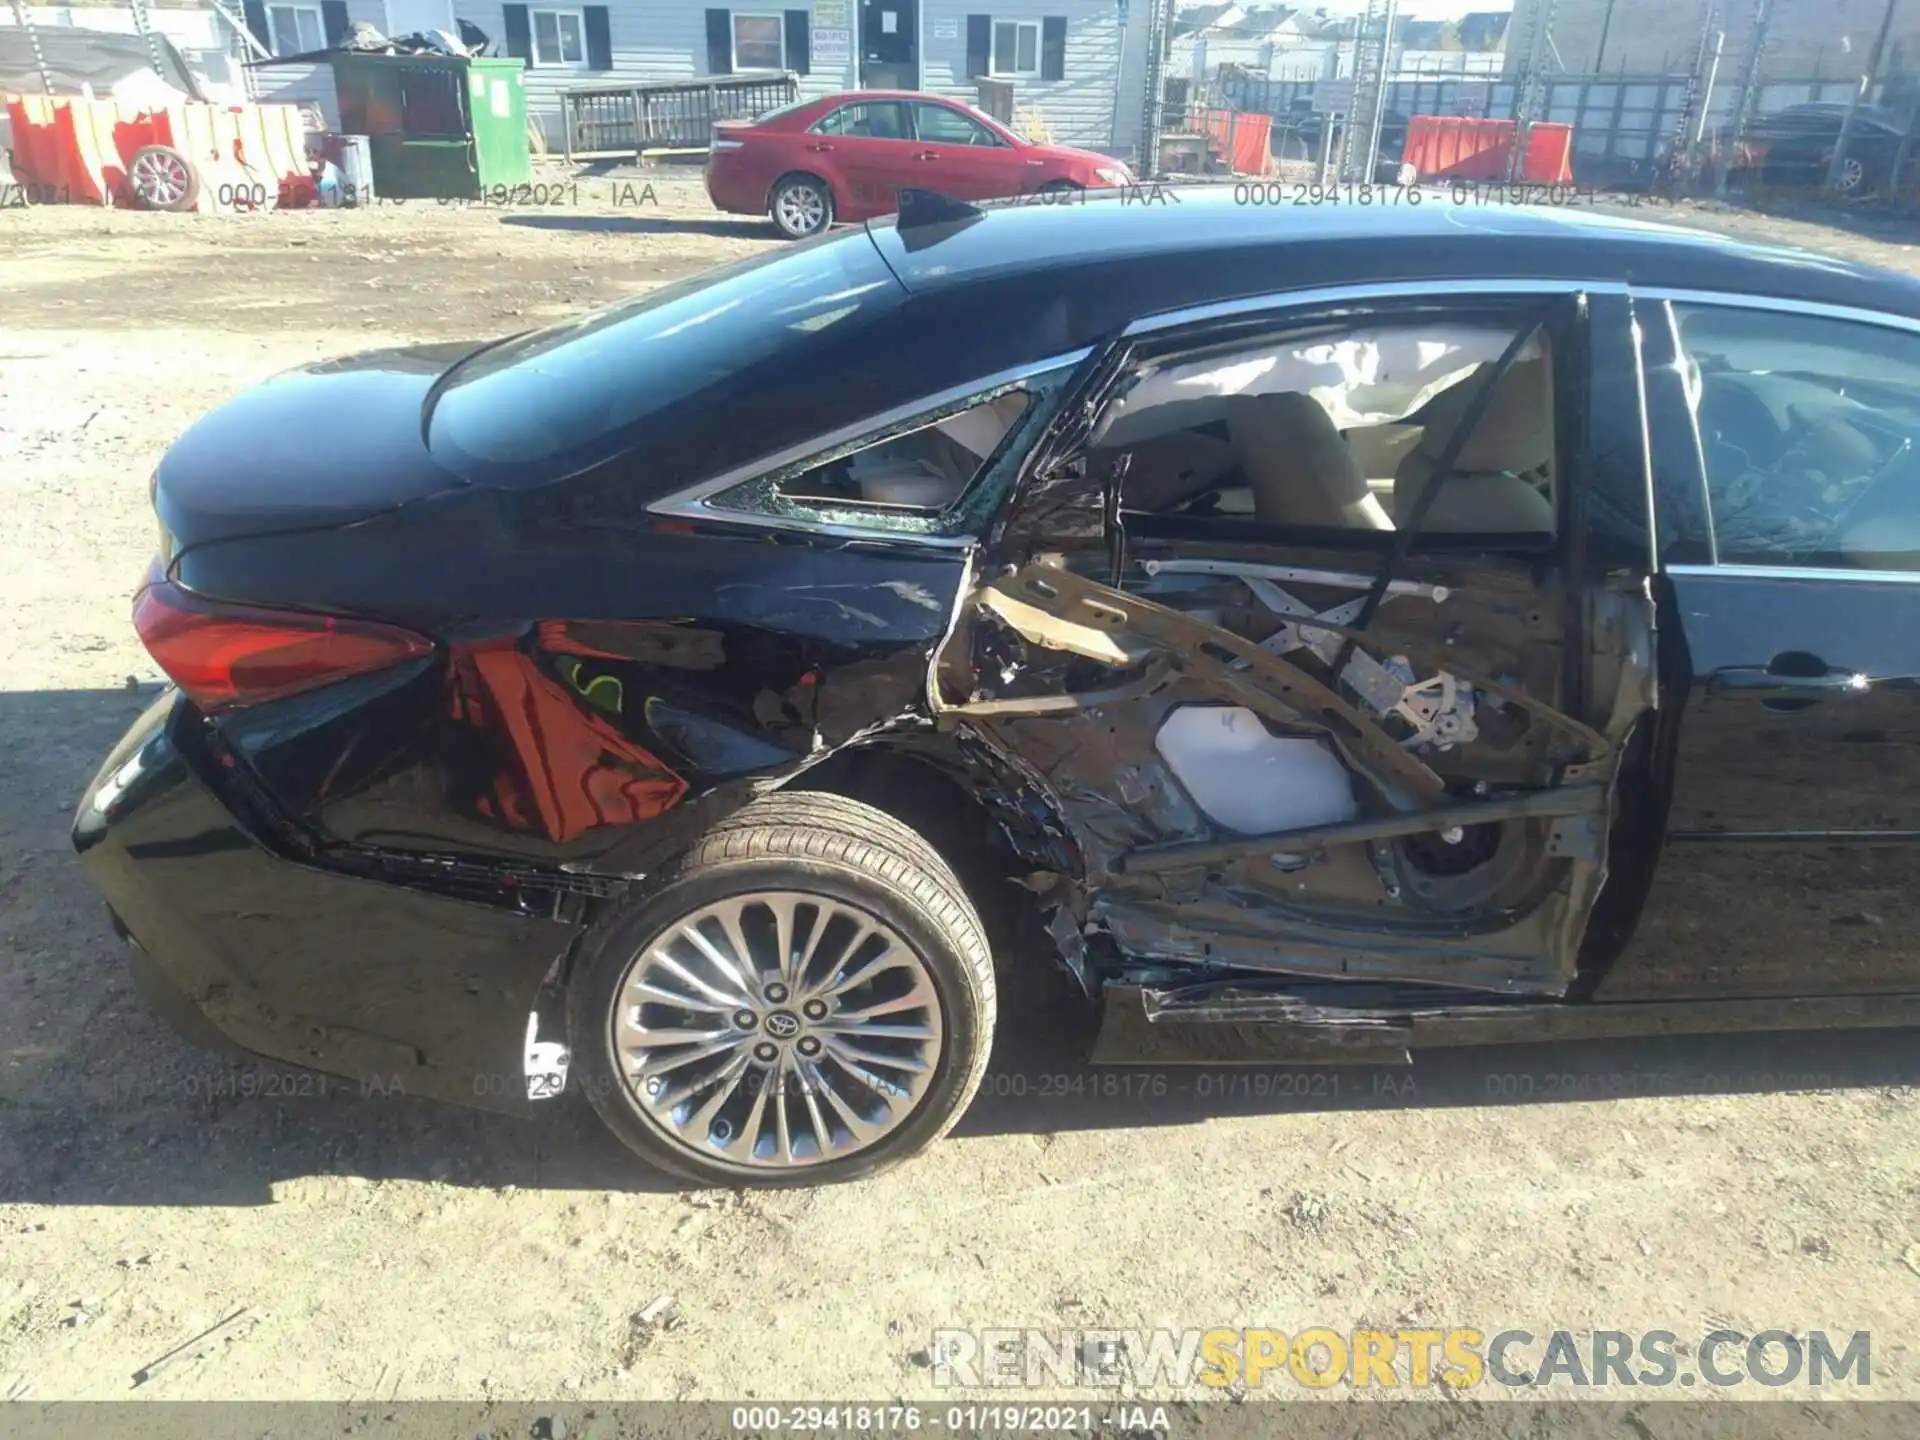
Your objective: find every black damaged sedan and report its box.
[76,189,1920,1186]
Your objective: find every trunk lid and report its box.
[153,340,484,554]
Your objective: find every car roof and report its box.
[861,186,1920,323]
[1764,101,1903,125]
[812,89,974,104]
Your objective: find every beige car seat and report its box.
[1394,359,1558,532]
[1225,392,1394,530]
[1837,514,1920,570]
[1345,423,1424,484]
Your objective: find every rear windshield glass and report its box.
[426,234,906,489]
[740,97,814,125]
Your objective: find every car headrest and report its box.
[1416,358,1554,474]
[934,392,1028,463]
[1227,391,1389,528]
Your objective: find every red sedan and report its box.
[705,90,1137,238]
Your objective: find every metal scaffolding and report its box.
[7,0,53,91]
[3,0,268,100]
[1714,0,1774,195]
[1503,0,1559,181]
[1337,0,1399,183]
[1139,0,1175,174]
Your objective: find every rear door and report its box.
[936,281,1653,998]
[807,100,919,218]
[906,101,1022,200]
[1595,292,1920,1001]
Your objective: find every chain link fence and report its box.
[1157,0,1920,208]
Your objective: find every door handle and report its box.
[914,150,939,160]
[1710,662,1867,695]
[806,142,835,152]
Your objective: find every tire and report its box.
[126,144,199,212]
[1831,154,1873,197]
[569,792,995,1187]
[769,173,833,239]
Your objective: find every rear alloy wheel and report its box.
[127,144,199,212]
[570,793,994,1186]
[769,174,833,239]
[1831,155,1868,195]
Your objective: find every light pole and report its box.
[1595,0,1619,71]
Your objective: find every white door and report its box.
[384,0,458,38]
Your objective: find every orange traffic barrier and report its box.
[1190,107,1274,178]
[1403,116,1575,185]
[1,94,311,210]
[13,95,55,194]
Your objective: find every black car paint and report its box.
[154,342,478,548]
[76,193,1920,1108]
[74,694,570,1115]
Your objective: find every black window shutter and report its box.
[584,5,612,68]
[784,10,810,74]
[243,0,269,51]
[502,4,532,61]
[321,0,349,46]
[1041,16,1066,80]
[706,9,733,73]
[966,15,991,77]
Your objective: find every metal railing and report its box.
[559,72,799,161]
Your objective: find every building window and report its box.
[532,8,586,66]
[991,18,1039,76]
[267,4,323,55]
[733,13,785,70]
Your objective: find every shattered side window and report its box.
[1091,320,1558,539]
[696,364,1077,537]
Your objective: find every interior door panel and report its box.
[936,286,1651,998]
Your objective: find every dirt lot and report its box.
[3,175,1920,1409]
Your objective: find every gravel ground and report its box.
[2,174,1919,1407]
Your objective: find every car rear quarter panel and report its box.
[707,136,795,216]
[74,694,569,1113]
[182,511,973,870]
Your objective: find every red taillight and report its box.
[133,578,434,712]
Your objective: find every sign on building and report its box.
[1313,80,1355,114]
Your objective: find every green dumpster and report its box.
[329,52,532,200]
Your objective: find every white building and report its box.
[1169,1,1507,86]
[486,0,1157,153]
[1,0,1153,156]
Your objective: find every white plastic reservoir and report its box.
[1154,706,1359,837]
